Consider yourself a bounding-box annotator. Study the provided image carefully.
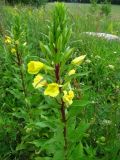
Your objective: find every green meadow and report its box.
[0,2,120,160]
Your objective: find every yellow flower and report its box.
[32,74,47,89]
[63,90,74,105]
[71,55,86,65]
[68,69,76,76]
[5,36,12,44]
[11,48,16,54]
[27,61,44,74]
[44,83,59,97]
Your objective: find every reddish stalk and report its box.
[15,44,27,98]
[55,64,67,159]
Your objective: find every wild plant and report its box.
[27,2,90,159]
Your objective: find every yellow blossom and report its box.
[71,55,86,65]
[63,90,74,105]
[68,69,76,76]
[27,61,44,74]
[44,83,59,97]
[5,36,12,44]
[11,48,16,54]
[32,74,47,89]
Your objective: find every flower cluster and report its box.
[28,54,86,107]
[5,36,12,44]
[4,35,17,55]
[28,61,60,97]
[63,90,74,106]
[4,34,27,56]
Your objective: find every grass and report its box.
[0,2,120,160]
[47,3,120,19]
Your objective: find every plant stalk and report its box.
[15,44,27,98]
[55,64,67,159]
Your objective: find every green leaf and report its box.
[68,99,90,118]
[57,34,62,52]
[72,99,90,107]
[66,27,72,43]
[16,143,27,151]
[40,42,52,58]
[35,122,49,128]
[53,150,64,160]
[29,139,46,148]
[69,143,84,160]
[61,47,74,63]
[65,72,89,82]
[6,88,24,99]
[68,120,90,142]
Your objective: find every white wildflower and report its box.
[108,65,115,70]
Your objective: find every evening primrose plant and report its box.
[4,15,28,100]
[27,3,89,159]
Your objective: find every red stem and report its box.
[55,64,60,83]
[16,44,27,98]
[55,64,67,159]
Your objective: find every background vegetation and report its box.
[0,1,120,160]
[2,0,120,5]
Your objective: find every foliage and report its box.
[89,0,111,16]
[0,2,120,160]
[89,0,98,13]
[5,0,48,7]
[100,0,111,16]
